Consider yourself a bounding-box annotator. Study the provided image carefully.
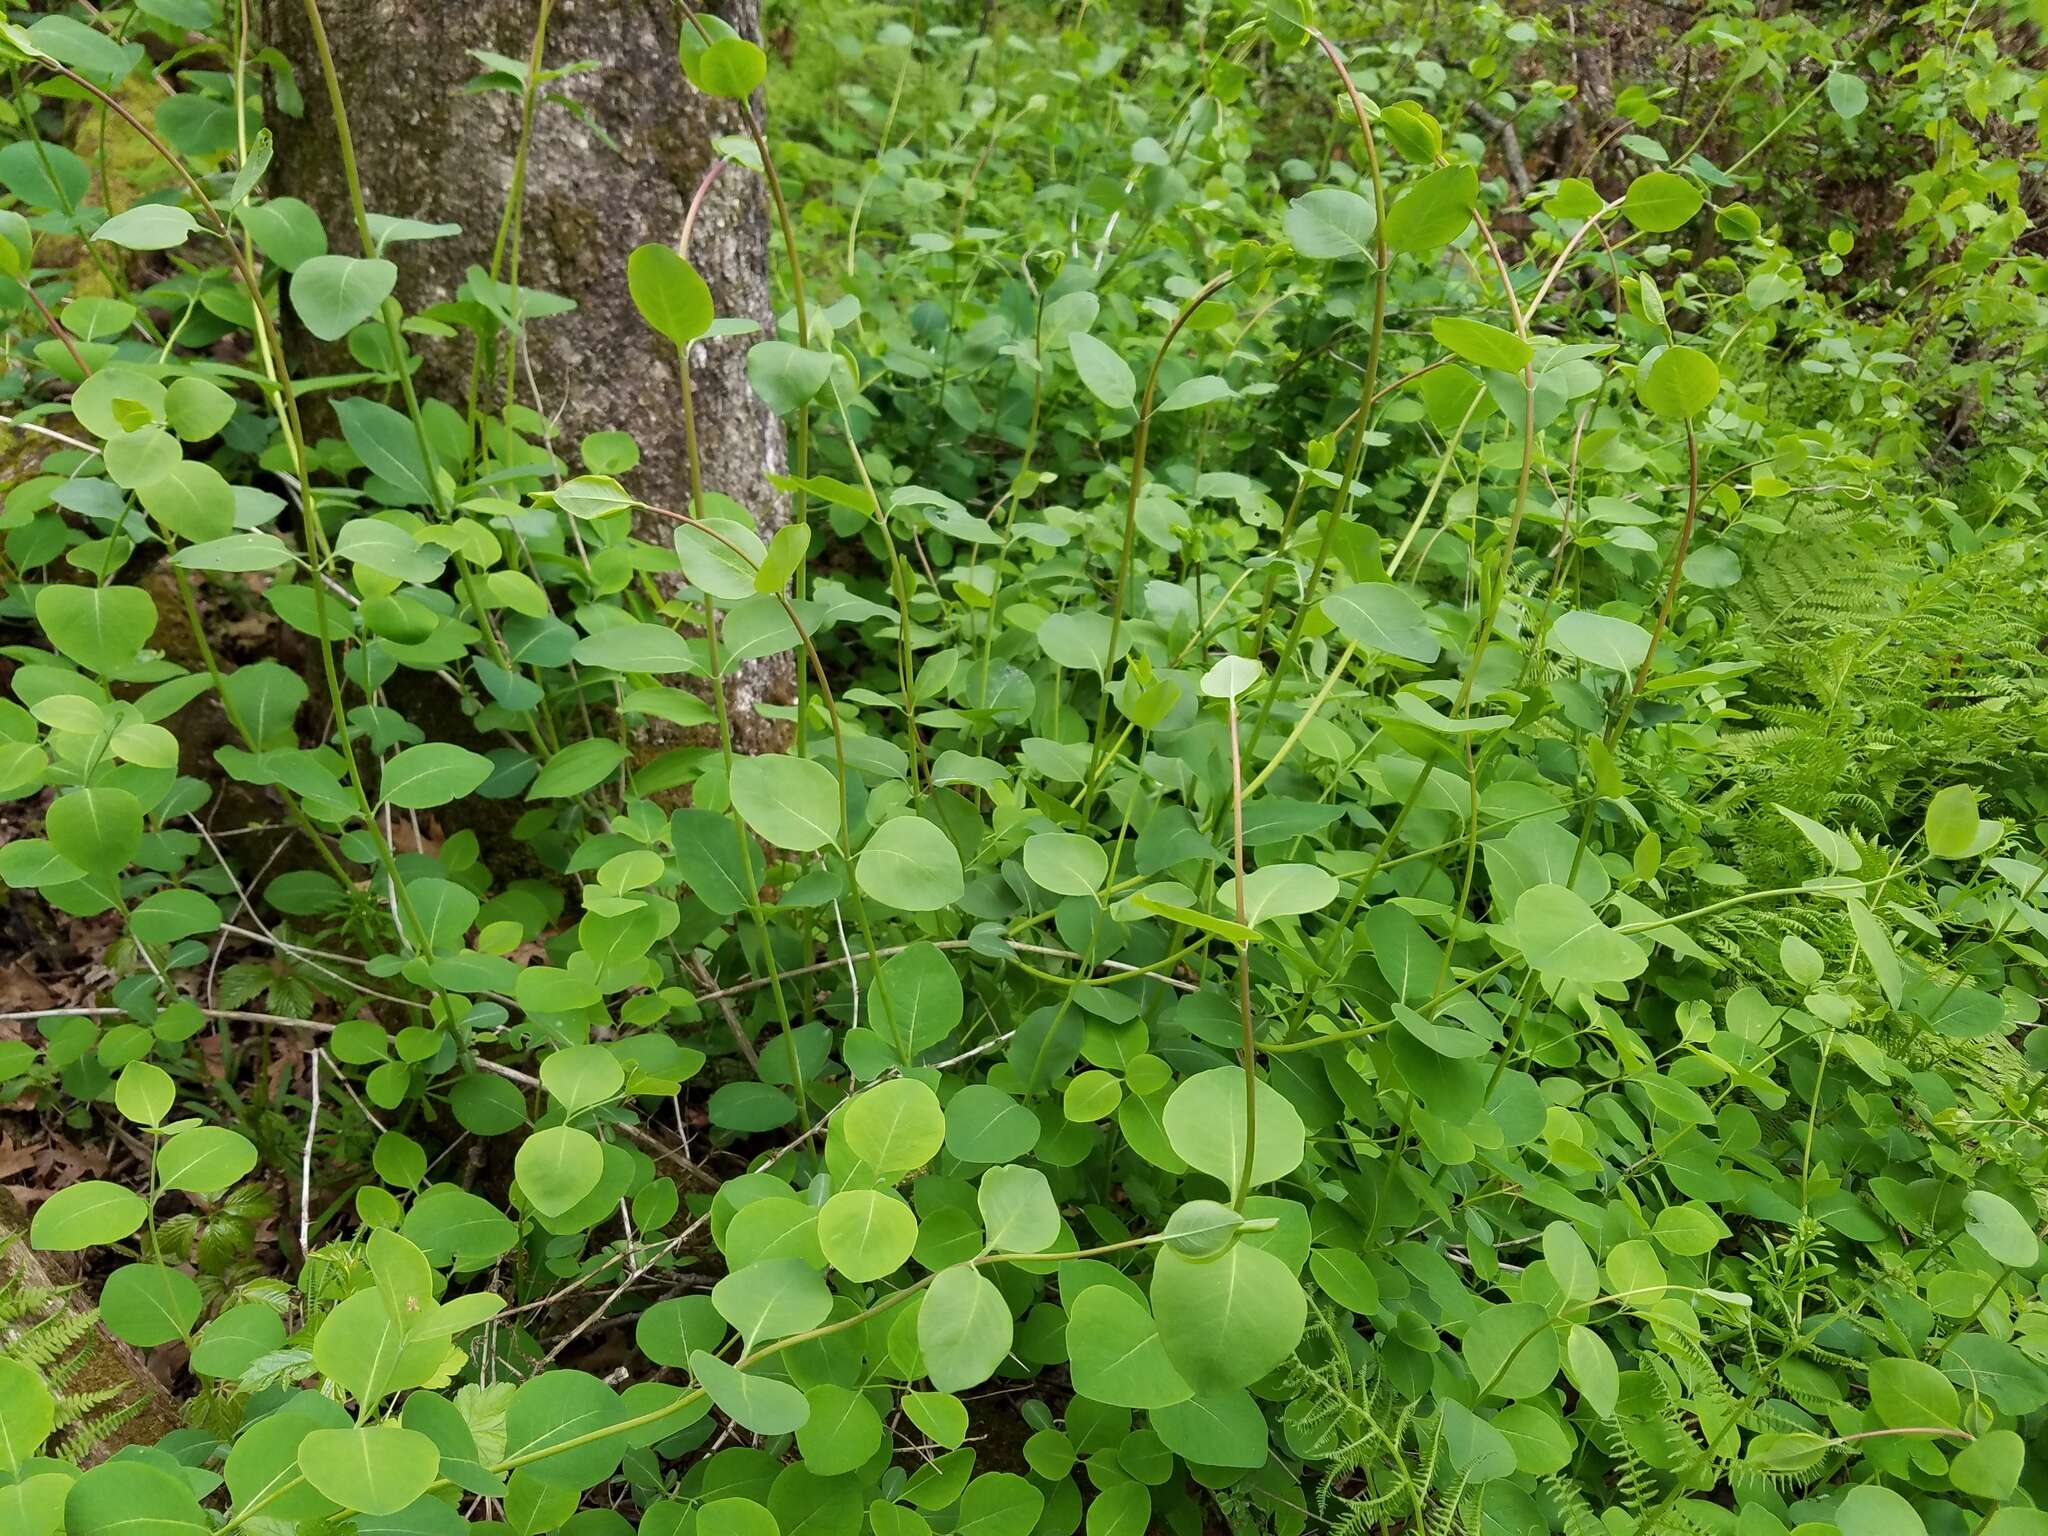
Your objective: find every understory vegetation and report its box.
[1,1,2047,1533]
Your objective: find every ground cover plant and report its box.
[0,1,2046,1533]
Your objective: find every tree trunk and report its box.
[262,0,792,752]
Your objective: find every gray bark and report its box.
[263,0,792,752]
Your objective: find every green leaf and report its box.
[919,1264,1012,1391]
[540,1044,624,1115]
[1827,72,1869,121]
[1463,1301,1559,1398]
[45,787,143,876]
[1164,1199,1247,1260]
[504,1369,628,1490]
[529,738,627,799]
[550,474,637,521]
[1563,1325,1618,1417]
[334,397,434,505]
[1548,609,1652,673]
[627,243,713,347]
[33,584,157,675]
[1038,611,1120,674]
[745,340,833,414]
[1163,1066,1305,1189]
[1284,186,1377,260]
[1440,1399,1518,1482]
[1384,164,1477,254]
[729,753,841,851]
[64,1462,209,1535]
[872,942,963,1059]
[798,1383,885,1477]
[819,1188,919,1281]
[1130,891,1263,946]
[1542,1221,1598,1304]
[1636,345,1720,419]
[1868,1356,1960,1430]
[1846,896,1903,1007]
[0,1358,54,1471]
[572,622,698,674]
[138,458,237,540]
[902,1391,968,1449]
[380,742,494,810]
[1067,332,1136,412]
[1066,1284,1193,1408]
[174,532,293,572]
[1379,101,1444,161]
[1238,862,1338,924]
[695,1498,777,1536]
[515,1125,606,1218]
[670,807,761,916]
[190,1302,287,1379]
[0,139,87,213]
[691,1349,809,1434]
[99,1262,202,1347]
[28,14,143,80]
[165,373,236,441]
[944,1084,1039,1164]
[1431,315,1530,373]
[978,1164,1059,1253]
[688,35,767,98]
[105,424,180,491]
[1199,654,1261,700]
[1512,884,1647,986]
[1321,582,1440,663]
[1950,1429,2024,1501]
[1151,1390,1271,1469]
[956,1472,1043,1536]
[240,194,327,269]
[674,516,766,598]
[93,203,200,251]
[1547,178,1605,220]
[1158,374,1235,413]
[114,1061,174,1126]
[1776,803,1861,872]
[291,253,398,340]
[1923,785,1983,859]
[713,1257,832,1348]
[635,1296,725,1368]
[843,1077,945,1175]
[30,1179,147,1251]
[1834,1485,1927,1536]
[298,1424,441,1516]
[1963,1190,2039,1268]
[0,210,28,280]
[856,816,964,912]
[157,1125,259,1193]
[1651,1201,1729,1255]
[1022,832,1108,898]
[1150,1242,1304,1394]
[755,523,810,593]
[1620,171,1703,233]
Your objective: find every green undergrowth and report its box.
[0,2,2045,1535]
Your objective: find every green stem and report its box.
[1086,268,1240,787]
[1226,695,1258,1211]
[679,346,806,1126]
[1244,31,1388,759]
